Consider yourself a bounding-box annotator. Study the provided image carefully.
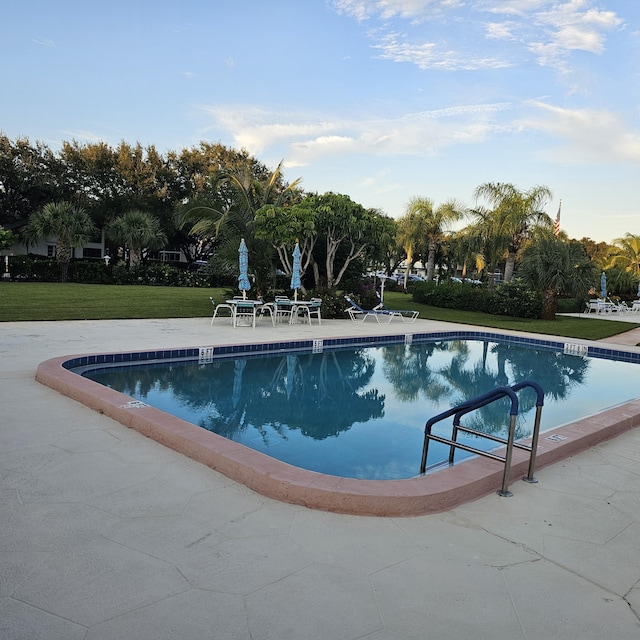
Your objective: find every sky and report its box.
[2,0,639,243]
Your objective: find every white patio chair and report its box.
[308,298,322,325]
[210,297,234,325]
[256,299,276,326]
[274,296,293,323]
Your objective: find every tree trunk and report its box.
[503,251,516,282]
[426,243,436,282]
[540,289,557,320]
[56,238,72,283]
[130,248,142,268]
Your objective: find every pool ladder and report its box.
[420,381,545,497]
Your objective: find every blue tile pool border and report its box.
[61,330,640,376]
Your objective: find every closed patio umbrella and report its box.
[238,238,251,299]
[600,272,607,299]
[290,242,301,301]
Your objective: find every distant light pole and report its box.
[379,275,388,304]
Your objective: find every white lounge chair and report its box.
[374,293,419,322]
[344,295,399,324]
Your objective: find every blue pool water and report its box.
[81,337,640,480]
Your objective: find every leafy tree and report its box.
[0,135,64,226]
[367,213,399,278]
[24,201,97,282]
[253,198,317,293]
[473,182,554,283]
[310,193,388,291]
[576,237,613,268]
[519,238,596,320]
[0,225,18,250]
[106,210,167,268]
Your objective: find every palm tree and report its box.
[395,202,426,289]
[24,201,97,282]
[181,160,302,295]
[106,210,167,267]
[607,233,640,278]
[428,199,466,281]
[473,183,554,283]
[519,238,596,320]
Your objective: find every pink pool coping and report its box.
[36,349,640,517]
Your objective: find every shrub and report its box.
[411,279,542,319]
[9,256,59,281]
[491,281,542,319]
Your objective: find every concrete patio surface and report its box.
[2,316,640,639]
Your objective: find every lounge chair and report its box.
[374,293,419,323]
[344,295,418,324]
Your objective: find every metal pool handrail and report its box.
[420,381,545,497]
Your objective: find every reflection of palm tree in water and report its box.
[439,340,591,438]
[199,349,385,440]
[381,342,453,403]
[494,344,590,401]
[438,352,526,438]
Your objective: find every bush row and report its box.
[5,256,237,288]
[411,280,543,319]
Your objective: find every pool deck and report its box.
[2,316,640,638]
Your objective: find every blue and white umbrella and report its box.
[238,238,251,299]
[290,242,301,301]
[600,272,607,299]
[637,280,640,298]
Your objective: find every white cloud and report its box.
[485,22,517,40]
[371,31,512,70]
[520,102,640,164]
[332,0,452,22]
[202,98,640,174]
[334,0,625,75]
[32,37,55,47]
[202,101,517,166]
[61,130,107,143]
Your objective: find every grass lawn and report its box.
[0,282,228,321]
[1,282,638,341]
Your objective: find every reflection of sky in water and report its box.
[85,340,640,481]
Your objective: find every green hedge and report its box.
[412,280,542,319]
[6,256,221,288]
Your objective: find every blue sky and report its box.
[2,0,638,243]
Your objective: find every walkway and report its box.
[2,318,640,639]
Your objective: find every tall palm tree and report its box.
[428,199,466,281]
[24,201,97,282]
[399,197,465,285]
[607,233,640,278]
[106,210,167,267]
[519,238,596,320]
[473,183,553,282]
[395,201,426,289]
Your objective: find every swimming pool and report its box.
[37,330,640,516]
[79,337,640,480]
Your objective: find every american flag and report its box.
[553,200,561,237]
